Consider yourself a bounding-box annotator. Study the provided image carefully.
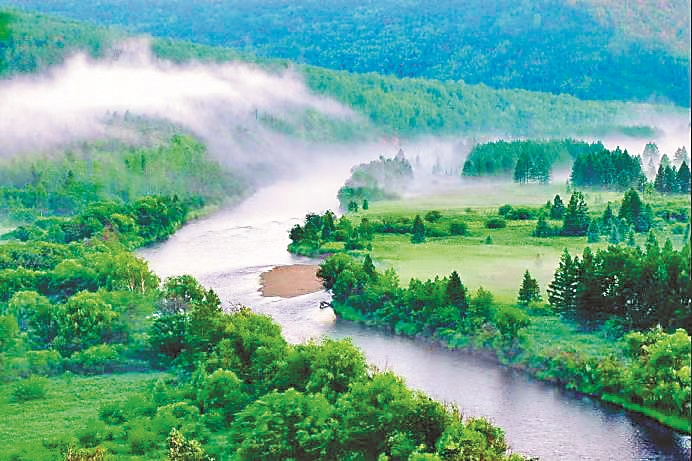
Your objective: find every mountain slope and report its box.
[0,0,689,106]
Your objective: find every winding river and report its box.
[139,152,691,460]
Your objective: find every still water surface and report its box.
[139,160,691,460]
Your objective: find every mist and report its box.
[0,38,357,175]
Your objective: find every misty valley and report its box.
[0,3,690,461]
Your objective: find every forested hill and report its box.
[0,0,689,107]
[2,9,686,140]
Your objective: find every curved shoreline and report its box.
[332,307,692,436]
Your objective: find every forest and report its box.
[0,9,685,140]
[1,0,689,106]
[0,4,691,460]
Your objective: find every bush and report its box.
[498,205,513,217]
[12,375,48,401]
[69,344,123,374]
[99,402,127,425]
[449,222,468,236]
[424,210,442,222]
[25,350,63,376]
[485,217,507,229]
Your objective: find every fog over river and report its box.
[139,147,691,460]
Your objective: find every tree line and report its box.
[462,139,604,181]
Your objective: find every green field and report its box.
[354,183,690,303]
[0,372,167,459]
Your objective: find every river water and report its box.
[139,153,691,460]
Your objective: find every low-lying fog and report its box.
[0,37,689,195]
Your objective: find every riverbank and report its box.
[259,264,323,298]
[331,302,692,435]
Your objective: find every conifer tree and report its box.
[362,254,376,279]
[677,161,691,194]
[446,270,467,314]
[561,191,589,236]
[411,214,426,243]
[518,270,541,306]
[547,249,578,317]
[550,194,565,219]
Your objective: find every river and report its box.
[139,151,691,460]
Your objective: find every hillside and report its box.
[0,0,689,106]
[0,9,684,142]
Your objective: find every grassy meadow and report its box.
[351,182,690,303]
[0,372,167,460]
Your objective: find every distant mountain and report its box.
[0,0,689,107]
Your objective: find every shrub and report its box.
[12,375,48,401]
[449,222,468,236]
[69,344,123,374]
[498,204,513,217]
[485,218,506,229]
[424,210,442,222]
[99,402,127,425]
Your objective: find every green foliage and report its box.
[53,291,118,356]
[12,0,690,106]
[618,189,653,233]
[548,242,691,331]
[168,428,211,461]
[517,270,541,306]
[411,214,426,244]
[621,328,691,420]
[0,135,244,224]
[485,218,507,229]
[463,139,602,179]
[561,192,589,236]
[11,375,48,402]
[570,146,646,190]
[337,153,413,209]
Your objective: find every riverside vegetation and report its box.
[288,142,691,433]
[1,5,690,459]
[0,133,531,460]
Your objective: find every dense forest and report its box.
[0,9,685,140]
[461,139,605,181]
[1,0,689,106]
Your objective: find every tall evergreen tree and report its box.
[411,214,426,243]
[518,270,541,306]
[619,189,651,232]
[561,191,589,236]
[677,161,691,193]
[601,202,614,229]
[550,194,565,219]
[446,270,467,314]
[362,254,376,279]
[547,249,577,317]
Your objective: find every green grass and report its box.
[0,372,167,458]
[601,393,692,434]
[356,184,690,302]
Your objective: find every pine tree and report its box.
[547,249,578,317]
[362,254,376,279]
[362,199,369,210]
[446,270,467,312]
[321,211,336,241]
[562,191,589,236]
[533,215,553,237]
[587,221,600,243]
[550,194,565,219]
[411,214,426,243]
[518,270,541,306]
[601,202,614,228]
[677,161,691,193]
